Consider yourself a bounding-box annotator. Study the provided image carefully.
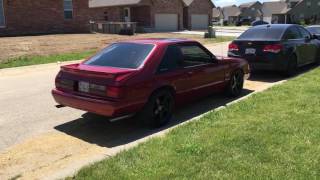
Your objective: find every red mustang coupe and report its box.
[52,39,249,127]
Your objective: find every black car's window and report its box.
[179,45,212,67]
[238,27,283,40]
[157,45,182,73]
[283,27,302,40]
[84,43,155,69]
[298,27,311,39]
[307,27,320,34]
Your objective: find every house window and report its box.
[0,0,5,27]
[64,0,73,19]
[251,7,255,11]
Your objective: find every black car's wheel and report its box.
[226,70,244,97]
[138,89,174,128]
[286,55,298,76]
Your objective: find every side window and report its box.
[0,0,5,27]
[64,0,73,19]
[298,27,311,38]
[179,45,212,67]
[283,27,302,40]
[157,45,182,73]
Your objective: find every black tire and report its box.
[226,70,244,97]
[285,55,298,77]
[138,90,174,128]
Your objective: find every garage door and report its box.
[263,17,272,24]
[191,14,208,30]
[155,14,178,31]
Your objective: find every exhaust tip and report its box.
[55,105,66,108]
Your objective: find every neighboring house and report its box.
[0,0,91,36]
[286,0,320,24]
[239,1,263,21]
[89,0,214,31]
[212,7,224,23]
[222,5,241,24]
[262,1,289,24]
[182,0,215,30]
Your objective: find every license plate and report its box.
[245,48,256,55]
[78,81,90,93]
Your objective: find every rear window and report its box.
[306,27,320,34]
[84,43,155,69]
[238,27,284,40]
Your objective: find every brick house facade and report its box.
[0,0,92,36]
[0,0,214,36]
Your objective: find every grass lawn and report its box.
[0,50,96,69]
[69,68,320,179]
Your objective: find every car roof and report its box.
[251,24,299,30]
[119,38,197,45]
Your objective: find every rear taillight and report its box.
[56,78,74,91]
[106,86,123,98]
[263,44,283,53]
[229,43,239,51]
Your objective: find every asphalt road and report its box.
[0,43,288,179]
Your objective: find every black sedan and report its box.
[306,25,320,39]
[228,24,320,76]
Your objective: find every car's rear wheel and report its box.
[226,70,244,97]
[286,55,298,76]
[138,90,174,128]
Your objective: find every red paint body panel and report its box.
[52,39,249,118]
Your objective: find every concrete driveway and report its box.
[0,42,292,180]
[173,26,248,37]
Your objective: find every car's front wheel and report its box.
[226,70,244,97]
[138,89,174,128]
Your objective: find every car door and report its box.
[297,26,318,64]
[177,43,226,93]
[282,27,306,66]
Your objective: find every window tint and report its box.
[158,45,182,73]
[179,45,212,67]
[307,27,320,34]
[283,27,302,40]
[84,43,155,69]
[238,28,283,40]
[0,0,4,27]
[64,0,73,19]
[298,27,311,38]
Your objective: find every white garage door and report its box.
[191,14,208,30]
[155,14,178,31]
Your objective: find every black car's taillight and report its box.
[263,44,283,53]
[228,43,239,52]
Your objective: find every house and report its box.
[89,0,215,31]
[286,0,320,24]
[212,7,223,24]
[222,5,241,24]
[239,1,263,21]
[262,1,289,24]
[0,0,92,36]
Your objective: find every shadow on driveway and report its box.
[54,64,318,148]
[54,89,253,148]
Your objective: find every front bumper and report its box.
[52,89,142,117]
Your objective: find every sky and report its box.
[213,0,281,7]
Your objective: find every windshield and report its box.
[306,27,320,34]
[238,27,284,40]
[84,43,155,69]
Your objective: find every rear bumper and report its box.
[229,53,289,71]
[52,89,144,117]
